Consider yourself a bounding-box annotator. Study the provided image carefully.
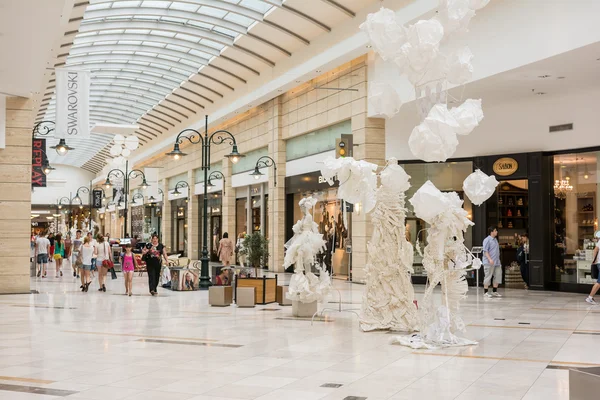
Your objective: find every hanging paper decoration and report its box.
[124,135,139,150]
[359,8,406,61]
[110,144,122,157]
[450,98,484,135]
[436,0,475,35]
[321,157,378,213]
[369,81,403,118]
[463,169,499,205]
[469,0,491,10]
[408,103,459,162]
[113,134,125,145]
[446,46,474,85]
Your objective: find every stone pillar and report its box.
[0,96,33,294]
[221,159,236,246]
[161,180,172,252]
[186,170,198,260]
[246,186,252,234]
[268,99,286,272]
[351,114,386,283]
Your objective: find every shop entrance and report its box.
[495,180,529,269]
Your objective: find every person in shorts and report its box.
[35,233,50,278]
[586,241,600,305]
[71,230,83,279]
[483,225,502,298]
[80,236,95,292]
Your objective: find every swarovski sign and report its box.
[55,68,90,138]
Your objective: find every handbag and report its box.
[592,264,599,280]
[110,267,118,280]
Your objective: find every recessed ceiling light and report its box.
[366,44,372,48]
[556,76,565,79]
[538,74,551,79]
[278,89,282,92]
[295,80,300,83]
[535,92,547,95]
[316,70,322,73]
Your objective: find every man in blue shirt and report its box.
[483,226,502,298]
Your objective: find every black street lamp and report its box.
[32,121,75,156]
[103,161,149,238]
[205,171,226,194]
[249,155,278,187]
[131,193,145,205]
[57,185,87,231]
[148,188,164,204]
[166,115,243,289]
[171,181,190,198]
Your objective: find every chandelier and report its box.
[554,178,573,199]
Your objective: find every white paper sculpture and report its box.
[469,0,490,10]
[369,81,403,118]
[408,103,459,162]
[359,7,406,61]
[285,197,331,303]
[463,169,499,205]
[446,47,474,85]
[321,157,378,214]
[360,159,418,332]
[450,98,484,135]
[394,181,478,349]
[436,0,475,35]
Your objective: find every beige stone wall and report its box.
[134,55,382,280]
[0,97,33,294]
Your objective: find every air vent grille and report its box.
[549,123,573,133]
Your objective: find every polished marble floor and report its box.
[0,272,597,399]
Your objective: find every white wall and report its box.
[32,164,95,205]
[386,86,600,160]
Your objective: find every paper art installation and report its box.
[321,157,378,214]
[285,197,331,303]
[362,0,489,151]
[360,159,419,332]
[369,81,403,118]
[393,181,480,348]
[463,169,499,205]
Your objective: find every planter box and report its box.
[292,300,317,317]
[236,275,277,305]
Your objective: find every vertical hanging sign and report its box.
[55,68,90,138]
[92,189,103,208]
[32,138,47,187]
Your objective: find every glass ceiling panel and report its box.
[170,3,199,12]
[224,13,254,27]
[198,6,228,18]
[141,1,170,8]
[239,0,273,13]
[112,1,142,7]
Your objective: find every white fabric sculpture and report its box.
[436,0,475,35]
[321,157,378,214]
[360,159,418,332]
[359,7,406,61]
[369,81,403,118]
[463,169,499,205]
[394,181,479,349]
[285,196,331,303]
[395,19,445,84]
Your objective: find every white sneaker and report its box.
[585,297,597,305]
[484,292,492,298]
[492,292,502,298]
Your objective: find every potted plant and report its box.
[243,232,269,277]
[236,232,277,305]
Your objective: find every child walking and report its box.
[121,244,137,296]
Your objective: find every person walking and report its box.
[53,234,64,278]
[217,232,234,267]
[35,232,50,278]
[585,241,600,305]
[95,234,111,292]
[80,236,95,292]
[121,244,137,296]
[87,232,97,278]
[48,232,55,273]
[516,233,530,289]
[64,233,72,277]
[142,234,168,296]
[71,230,83,278]
[483,225,502,298]
[236,233,246,268]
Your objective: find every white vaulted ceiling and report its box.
[37,0,373,174]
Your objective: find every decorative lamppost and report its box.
[131,193,145,205]
[206,171,226,194]
[249,156,278,187]
[171,180,190,197]
[103,161,149,238]
[166,115,243,289]
[148,188,164,204]
[57,185,88,230]
[32,121,75,155]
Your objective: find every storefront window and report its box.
[236,198,247,238]
[553,152,599,285]
[171,198,187,256]
[401,162,474,277]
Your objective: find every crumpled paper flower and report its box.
[380,157,411,192]
[409,181,473,232]
[409,103,459,162]
[360,7,406,61]
[395,19,444,75]
[437,0,476,35]
[450,98,484,135]
[446,46,474,85]
[369,81,402,118]
[321,157,378,213]
[462,169,498,205]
